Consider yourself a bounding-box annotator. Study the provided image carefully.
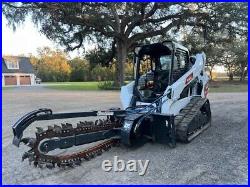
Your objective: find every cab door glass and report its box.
[173,56,178,70]
[175,50,189,75]
[159,55,172,70]
[179,55,186,68]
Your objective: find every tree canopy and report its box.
[3,2,248,85]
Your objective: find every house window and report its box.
[5,60,19,69]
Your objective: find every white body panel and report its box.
[161,52,209,114]
[120,81,134,109]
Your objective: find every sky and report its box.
[2,15,225,72]
[2,16,90,59]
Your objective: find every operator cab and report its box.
[133,41,191,103]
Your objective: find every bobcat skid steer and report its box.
[12,41,211,168]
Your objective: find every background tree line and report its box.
[183,33,247,81]
[31,47,134,82]
[31,37,247,83]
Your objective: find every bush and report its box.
[97,81,120,90]
[91,64,115,81]
[69,58,90,82]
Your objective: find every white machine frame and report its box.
[120,43,209,116]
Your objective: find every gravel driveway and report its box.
[2,87,248,184]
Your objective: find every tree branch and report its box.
[109,4,121,33]
[124,3,158,37]
[128,20,179,46]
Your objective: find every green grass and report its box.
[209,81,248,92]
[2,87,15,90]
[44,82,100,90]
[43,80,248,92]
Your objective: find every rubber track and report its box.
[175,97,208,143]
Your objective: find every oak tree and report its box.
[3,2,247,86]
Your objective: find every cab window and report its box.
[159,55,172,70]
[175,50,189,75]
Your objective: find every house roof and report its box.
[2,56,35,74]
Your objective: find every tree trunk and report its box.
[229,72,234,81]
[240,70,245,81]
[209,69,213,80]
[240,65,247,82]
[114,39,127,87]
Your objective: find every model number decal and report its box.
[185,73,193,84]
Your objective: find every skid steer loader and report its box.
[12,41,211,168]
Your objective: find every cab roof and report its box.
[136,40,189,57]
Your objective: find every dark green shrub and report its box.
[97,81,120,90]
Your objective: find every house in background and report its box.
[2,56,36,86]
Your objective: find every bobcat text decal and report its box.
[185,73,193,84]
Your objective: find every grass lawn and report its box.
[209,80,248,92]
[44,82,100,90]
[2,87,15,91]
[43,80,248,92]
